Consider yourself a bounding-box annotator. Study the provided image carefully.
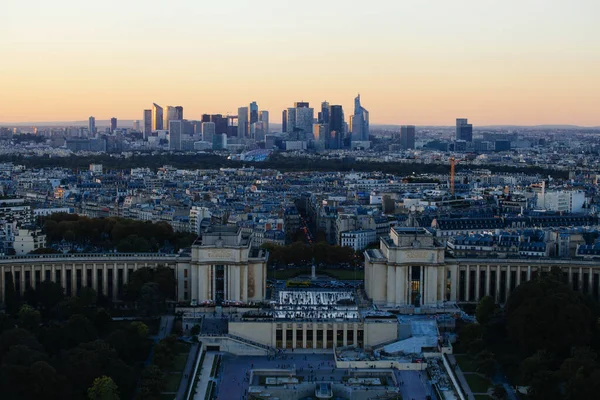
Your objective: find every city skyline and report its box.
[2,0,599,125]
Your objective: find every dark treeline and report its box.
[0,263,178,400]
[0,152,568,179]
[458,267,600,399]
[41,213,196,253]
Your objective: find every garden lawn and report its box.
[268,268,363,280]
[465,374,492,394]
[164,373,182,392]
[454,354,477,373]
[173,353,188,371]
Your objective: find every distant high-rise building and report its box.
[259,111,269,135]
[193,121,203,135]
[175,106,183,120]
[183,120,194,135]
[152,103,163,131]
[295,107,314,139]
[212,133,227,150]
[286,108,296,134]
[164,106,183,130]
[201,114,227,135]
[169,120,183,150]
[284,103,314,139]
[329,105,344,149]
[201,122,216,142]
[456,118,473,142]
[88,116,95,136]
[133,120,140,131]
[282,110,287,133]
[314,123,329,148]
[211,114,228,135]
[143,109,152,139]
[319,101,330,124]
[110,117,117,133]
[352,94,369,142]
[253,121,267,141]
[165,106,175,125]
[400,125,416,149]
[249,102,259,125]
[238,107,248,138]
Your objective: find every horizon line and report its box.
[2,120,600,129]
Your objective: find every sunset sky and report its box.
[1,0,599,125]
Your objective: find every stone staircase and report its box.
[199,333,276,355]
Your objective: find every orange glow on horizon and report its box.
[1,0,599,126]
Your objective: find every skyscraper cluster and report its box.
[237,101,269,141]
[80,95,479,154]
[134,95,374,152]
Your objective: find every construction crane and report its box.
[449,156,456,197]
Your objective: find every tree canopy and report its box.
[42,213,195,253]
[0,281,155,400]
[87,376,120,400]
[505,273,596,357]
[459,271,600,400]
[0,152,569,179]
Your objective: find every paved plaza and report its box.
[214,351,432,400]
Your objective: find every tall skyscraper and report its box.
[352,94,369,142]
[252,121,267,141]
[110,117,117,133]
[400,125,416,149]
[456,118,473,142]
[201,122,216,142]
[227,116,238,137]
[314,123,329,148]
[175,106,183,120]
[286,108,296,134]
[88,116,95,136]
[329,105,344,149]
[284,102,313,139]
[259,111,269,135]
[169,120,182,150]
[143,109,152,139]
[282,110,287,133]
[318,101,330,124]
[201,114,227,135]
[295,107,314,139]
[211,115,227,136]
[164,106,183,130]
[238,107,248,138]
[152,103,163,131]
[249,102,259,125]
